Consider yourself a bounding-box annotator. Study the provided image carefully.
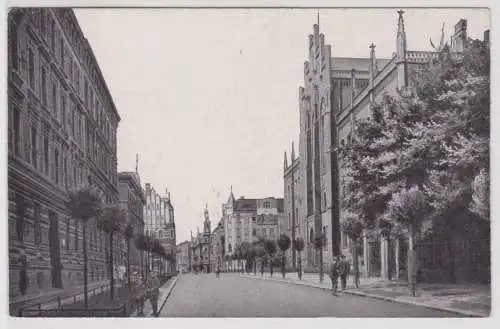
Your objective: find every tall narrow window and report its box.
[74,221,79,251]
[50,20,56,51]
[43,136,49,176]
[63,156,68,188]
[59,38,64,66]
[54,149,59,184]
[34,202,41,245]
[60,93,66,124]
[31,124,37,169]
[15,194,25,242]
[52,82,57,116]
[12,107,20,156]
[28,48,35,89]
[84,80,88,107]
[41,67,47,106]
[9,11,20,70]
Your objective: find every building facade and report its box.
[210,219,225,271]
[8,8,121,304]
[176,241,190,273]
[222,189,284,257]
[287,11,486,279]
[283,142,302,270]
[143,184,176,272]
[118,171,146,276]
[190,205,212,272]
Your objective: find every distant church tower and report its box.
[204,203,211,234]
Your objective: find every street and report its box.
[159,273,459,317]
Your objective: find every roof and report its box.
[330,57,392,72]
[234,198,258,211]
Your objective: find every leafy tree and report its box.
[98,205,126,300]
[277,234,291,278]
[135,234,147,279]
[123,223,134,287]
[68,186,103,309]
[239,241,251,272]
[292,237,304,280]
[264,239,277,276]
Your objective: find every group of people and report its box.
[134,272,162,317]
[328,255,351,296]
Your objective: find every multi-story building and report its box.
[143,184,176,272]
[8,8,121,306]
[287,11,488,279]
[210,219,225,271]
[283,142,302,270]
[190,205,212,272]
[176,241,190,273]
[118,170,146,276]
[222,189,284,257]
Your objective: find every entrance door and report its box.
[48,211,62,288]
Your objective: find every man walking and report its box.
[147,273,161,317]
[329,256,340,296]
[338,255,350,291]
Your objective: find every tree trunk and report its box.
[408,222,417,296]
[282,253,286,278]
[83,222,88,310]
[350,238,360,288]
[109,232,115,300]
[319,248,324,283]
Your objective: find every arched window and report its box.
[263,201,270,209]
[309,228,314,244]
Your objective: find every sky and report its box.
[72,8,490,242]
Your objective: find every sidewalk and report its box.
[130,275,179,317]
[237,272,491,317]
[10,280,113,315]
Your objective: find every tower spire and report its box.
[135,153,138,173]
[291,142,295,161]
[317,11,320,27]
[284,150,288,169]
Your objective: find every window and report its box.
[12,107,20,156]
[15,194,25,242]
[66,218,70,251]
[63,156,68,188]
[323,226,328,250]
[41,67,47,106]
[54,149,59,184]
[43,136,49,176]
[34,202,41,245]
[31,125,37,169]
[263,201,270,208]
[52,82,57,115]
[9,11,21,70]
[84,80,88,106]
[60,93,66,124]
[59,38,64,66]
[28,48,35,89]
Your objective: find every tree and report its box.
[340,37,490,289]
[292,237,305,280]
[239,241,251,272]
[340,215,363,288]
[123,223,134,287]
[68,186,103,309]
[264,239,277,276]
[277,234,291,278]
[135,234,147,280]
[98,205,126,300]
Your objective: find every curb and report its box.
[240,274,487,318]
[148,275,180,317]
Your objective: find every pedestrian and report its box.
[338,255,350,291]
[135,278,147,316]
[147,273,161,317]
[297,257,302,280]
[216,264,220,278]
[329,256,340,296]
